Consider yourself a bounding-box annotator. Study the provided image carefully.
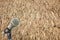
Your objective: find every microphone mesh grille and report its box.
[11,18,19,26]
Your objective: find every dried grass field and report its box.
[0,0,60,40]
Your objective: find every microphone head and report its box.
[11,18,19,26]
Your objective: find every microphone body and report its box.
[7,18,19,30]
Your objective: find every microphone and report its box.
[2,18,19,40]
[7,18,19,30]
[2,18,19,34]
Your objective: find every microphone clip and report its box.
[2,28,12,40]
[3,28,11,34]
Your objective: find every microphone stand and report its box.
[3,28,12,40]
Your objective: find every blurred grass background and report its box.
[0,0,60,40]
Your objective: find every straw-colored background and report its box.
[0,0,60,40]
